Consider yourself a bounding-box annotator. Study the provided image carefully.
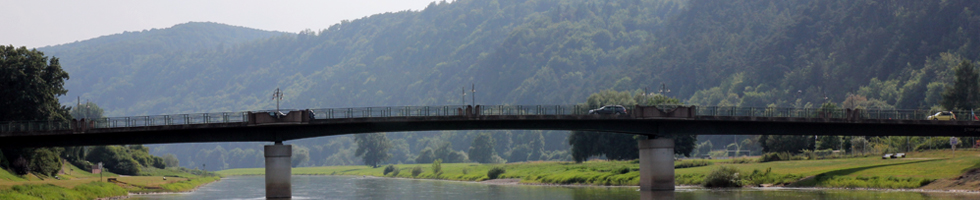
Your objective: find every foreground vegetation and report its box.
[0,165,220,199]
[219,149,979,190]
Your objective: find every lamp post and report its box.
[272,88,283,115]
[471,84,475,106]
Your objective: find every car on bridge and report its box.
[589,105,628,115]
[927,111,956,120]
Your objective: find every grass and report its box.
[219,149,980,189]
[675,159,712,169]
[0,165,221,198]
[0,181,128,200]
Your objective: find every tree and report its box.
[354,132,392,168]
[162,154,180,168]
[29,148,62,176]
[0,46,72,175]
[468,133,497,163]
[433,142,467,163]
[415,148,436,164]
[291,146,310,167]
[761,135,812,153]
[70,101,104,120]
[0,45,71,122]
[941,60,980,110]
[817,135,842,150]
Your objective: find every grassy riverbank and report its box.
[219,149,980,190]
[0,165,221,199]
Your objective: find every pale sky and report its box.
[1,0,438,48]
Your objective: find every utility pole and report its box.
[273,88,283,115]
[462,87,466,105]
[471,84,475,106]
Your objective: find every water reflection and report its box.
[129,176,977,200]
[639,190,675,200]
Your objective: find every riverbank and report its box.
[0,165,221,199]
[219,149,980,191]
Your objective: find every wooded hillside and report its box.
[37,0,980,169]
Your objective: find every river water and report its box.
[130,176,977,200]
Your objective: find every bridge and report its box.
[3,105,979,199]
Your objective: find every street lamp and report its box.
[272,88,283,116]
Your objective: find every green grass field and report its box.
[0,165,221,199]
[219,149,980,189]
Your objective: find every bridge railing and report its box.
[0,120,71,133]
[4,105,979,133]
[85,112,250,129]
[695,106,970,121]
[697,107,846,118]
[312,106,467,119]
[478,105,621,115]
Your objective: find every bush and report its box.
[487,167,506,179]
[703,166,742,187]
[613,167,631,174]
[759,152,805,162]
[383,165,396,175]
[411,166,423,177]
[432,159,443,176]
[729,157,756,164]
[391,167,401,176]
[30,148,62,176]
[11,156,29,175]
[675,159,713,169]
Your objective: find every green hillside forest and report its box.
[28,0,980,170]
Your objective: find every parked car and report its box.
[589,105,628,115]
[927,111,956,120]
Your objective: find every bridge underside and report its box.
[1,115,977,148]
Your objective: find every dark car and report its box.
[589,105,628,115]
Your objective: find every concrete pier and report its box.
[638,138,675,191]
[265,142,292,199]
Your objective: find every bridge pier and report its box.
[265,142,292,199]
[639,138,674,191]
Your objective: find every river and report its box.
[130,176,976,200]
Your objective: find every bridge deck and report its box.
[1,105,977,147]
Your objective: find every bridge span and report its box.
[3,105,979,198]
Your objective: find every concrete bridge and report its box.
[3,105,979,199]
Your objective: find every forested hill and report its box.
[45,0,682,116]
[40,22,290,114]
[635,0,980,109]
[34,0,980,169]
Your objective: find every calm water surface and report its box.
[130,176,978,200]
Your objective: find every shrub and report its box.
[613,167,631,174]
[487,167,506,179]
[432,159,443,176]
[391,167,401,176]
[675,159,712,168]
[729,157,756,164]
[411,166,423,177]
[383,165,396,175]
[462,168,469,174]
[759,152,805,162]
[703,166,742,187]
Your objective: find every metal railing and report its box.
[0,105,973,133]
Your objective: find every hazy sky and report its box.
[1,0,437,48]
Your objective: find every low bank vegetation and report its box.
[0,182,127,200]
[675,159,712,169]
